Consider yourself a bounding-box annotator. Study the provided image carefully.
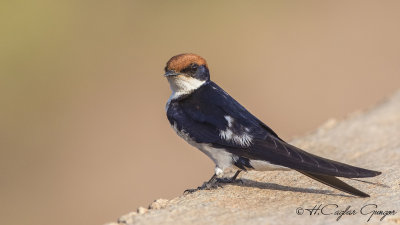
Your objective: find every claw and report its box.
[183,170,243,194]
[184,188,198,194]
[183,175,223,194]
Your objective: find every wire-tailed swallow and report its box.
[164,53,381,197]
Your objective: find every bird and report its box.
[163,53,381,197]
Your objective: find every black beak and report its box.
[164,70,181,77]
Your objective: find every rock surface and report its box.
[107,91,400,225]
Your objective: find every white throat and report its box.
[167,75,206,100]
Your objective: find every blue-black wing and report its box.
[167,82,380,178]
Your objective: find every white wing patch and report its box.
[224,115,233,127]
[219,115,253,147]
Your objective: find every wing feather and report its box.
[168,82,381,178]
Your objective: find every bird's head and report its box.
[164,53,210,97]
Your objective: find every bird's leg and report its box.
[184,173,222,194]
[216,170,243,184]
[202,173,222,188]
[231,170,242,180]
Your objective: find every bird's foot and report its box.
[183,170,243,194]
[184,181,222,194]
[216,170,243,184]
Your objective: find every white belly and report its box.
[171,122,234,171]
[171,122,289,173]
[196,143,234,170]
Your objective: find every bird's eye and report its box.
[191,64,198,70]
[182,64,199,74]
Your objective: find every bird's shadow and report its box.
[223,178,354,198]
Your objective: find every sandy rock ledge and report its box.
[106,90,400,225]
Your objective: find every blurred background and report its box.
[1,1,400,225]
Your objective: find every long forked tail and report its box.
[298,171,370,197]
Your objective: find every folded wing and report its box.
[173,82,381,178]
